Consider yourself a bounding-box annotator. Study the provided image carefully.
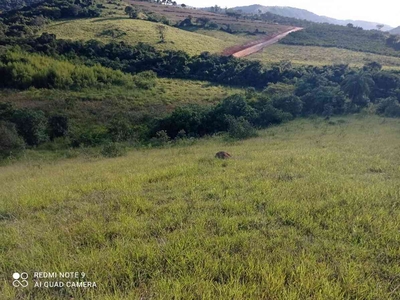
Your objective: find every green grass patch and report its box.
[1,116,400,299]
[0,78,244,127]
[42,17,252,55]
[248,44,400,69]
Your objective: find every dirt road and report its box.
[230,27,303,58]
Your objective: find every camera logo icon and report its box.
[12,272,29,287]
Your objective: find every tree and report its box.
[48,115,69,140]
[156,25,167,43]
[124,6,138,19]
[0,121,25,158]
[11,109,48,146]
[342,72,375,107]
[181,3,186,8]
[376,24,384,31]
[196,17,210,27]
[272,94,303,117]
[124,6,133,15]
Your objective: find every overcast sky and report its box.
[183,0,399,27]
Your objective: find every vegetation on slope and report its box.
[0,0,101,38]
[128,1,291,35]
[1,0,400,161]
[248,44,400,69]
[1,116,400,299]
[0,50,136,89]
[281,23,400,57]
[43,17,252,56]
[232,5,393,31]
[390,26,400,35]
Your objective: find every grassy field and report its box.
[125,1,291,34]
[43,17,255,56]
[0,78,243,126]
[1,78,242,109]
[248,44,400,69]
[1,116,400,299]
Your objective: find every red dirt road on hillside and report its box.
[223,27,303,58]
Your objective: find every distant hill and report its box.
[232,5,393,31]
[391,27,400,35]
[0,0,42,11]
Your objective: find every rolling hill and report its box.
[390,26,400,35]
[43,17,255,56]
[232,5,393,31]
[2,1,400,299]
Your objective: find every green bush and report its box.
[254,104,293,127]
[149,130,171,147]
[226,116,258,140]
[107,117,135,142]
[0,51,135,90]
[70,125,109,147]
[376,97,400,118]
[11,109,48,146]
[101,142,127,158]
[0,102,14,121]
[155,105,209,139]
[0,121,25,158]
[272,94,303,117]
[48,114,69,140]
[133,71,157,90]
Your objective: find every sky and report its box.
[183,0,400,27]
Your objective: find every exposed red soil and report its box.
[223,27,303,57]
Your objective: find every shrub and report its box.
[208,95,257,132]
[107,117,135,142]
[255,104,292,127]
[101,142,127,158]
[0,102,14,121]
[70,125,109,147]
[133,71,157,90]
[376,97,400,117]
[226,116,257,140]
[48,114,69,140]
[149,130,171,146]
[0,121,25,158]
[155,105,209,138]
[300,86,347,115]
[11,109,48,146]
[272,94,303,116]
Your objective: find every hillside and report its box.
[391,26,400,35]
[2,116,400,299]
[128,1,291,34]
[0,0,42,11]
[43,17,254,56]
[2,1,400,299]
[248,44,400,69]
[280,23,400,57]
[232,5,393,31]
